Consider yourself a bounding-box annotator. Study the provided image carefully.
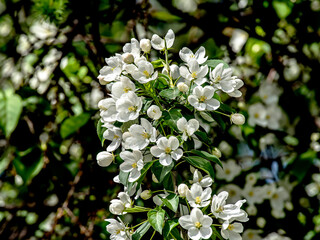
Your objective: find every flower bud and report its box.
[140,39,151,53]
[212,147,221,158]
[178,184,189,197]
[152,174,159,183]
[109,201,125,215]
[177,82,189,92]
[122,53,134,64]
[147,105,162,120]
[96,151,114,167]
[140,190,152,200]
[256,217,266,228]
[230,113,245,125]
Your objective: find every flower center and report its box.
[143,70,150,78]
[273,193,279,199]
[141,132,150,139]
[195,196,201,204]
[164,147,171,154]
[128,106,137,112]
[266,115,270,119]
[199,96,207,102]
[191,72,197,78]
[123,87,131,93]
[248,191,254,197]
[254,113,259,118]
[132,162,137,168]
[228,224,235,230]
[190,54,195,58]
[114,135,120,139]
[215,75,221,83]
[225,169,231,175]
[194,221,202,229]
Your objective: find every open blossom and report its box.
[120,150,144,182]
[221,220,244,240]
[103,126,122,152]
[179,46,208,64]
[188,86,220,111]
[96,151,114,167]
[186,183,212,208]
[147,105,162,120]
[179,59,208,84]
[150,136,183,166]
[215,159,242,182]
[162,64,180,79]
[179,207,213,240]
[105,218,131,240]
[131,60,158,84]
[123,38,140,59]
[98,98,117,123]
[151,29,175,50]
[190,169,213,188]
[140,39,151,53]
[109,192,132,215]
[116,92,142,122]
[111,76,136,99]
[209,63,243,97]
[248,103,268,127]
[98,55,123,85]
[122,118,157,150]
[177,117,199,141]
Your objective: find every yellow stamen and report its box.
[132,162,137,168]
[191,72,197,78]
[114,135,119,139]
[143,70,150,78]
[199,96,207,102]
[128,106,137,112]
[123,87,131,93]
[215,75,221,83]
[225,169,231,175]
[195,221,202,229]
[273,193,279,199]
[254,113,259,118]
[195,196,201,204]
[164,147,171,154]
[228,224,235,230]
[141,132,150,139]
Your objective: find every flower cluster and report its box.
[96,29,248,239]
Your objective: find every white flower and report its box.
[259,81,282,105]
[264,232,292,240]
[190,169,213,188]
[186,183,212,208]
[147,105,162,120]
[123,38,140,58]
[30,21,57,40]
[265,105,282,130]
[98,98,118,123]
[140,39,151,53]
[150,136,183,166]
[122,52,134,64]
[96,151,114,167]
[177,82,189,92]
[209,63,244,97]
[116,92,142,122]
[179,207,213,240]
[98,55,123,85]
[221,220,244,240]
[131,60,158,84]
[103,127,122,152]
[122,118,157,150]
[109,192,132,215]
[180,59,208,83]
[120,150,144,182]
[219,184,242,204]
[230,113,245,125]
[248,103,268,127]
[242,185,264,205]
[178,184,189,197]
[188,86,220,111]
[111,76,136,99]
[215,159,241,182]
[177,117,199,141]
[151,29,175,50]
[105,218,131,240]
[242,229,262,240]
[179,46,208,64]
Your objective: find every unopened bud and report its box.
[140,39,151,53]
[96,151,114,167]
[177,82,189,92]
[140,190,152,200]
[178,184,189,197]
[122,53,134,64]
[230,113,245,125]
[152,174,159,183]
[212,147,221,158]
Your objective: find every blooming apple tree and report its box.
[96,29,248,240]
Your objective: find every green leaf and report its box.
[194,131,213,145]
[159,87,180,100]
[151,59,164,69]
[60,113,91,139]
[163,219,179,238]
[0,90,23,138]
[151,11,181,22]
[125,206,151,213]
[185,156,215,179]
[272,0,293,19]
[96,120,106,146]
[199,112,215,123]
[161,194,179,212]
[132,222,151,240]
[148,208,166,234]
[211,226,224,240]
[211,112,226,131]
[190,150,223,168]
[163,108,183,130]
[205,59,229,69]
[152,161,174,183]
[169,228,183,240]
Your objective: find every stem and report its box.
[174,160,186,169]
[152,189,175,194]
[130,220,148,229]
[150,230,156,240]
[213,110,231,118]
[186,200,191,213]
[212,224,222,227]
[159,122,166,136]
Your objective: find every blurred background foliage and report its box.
[0,0,320,239]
